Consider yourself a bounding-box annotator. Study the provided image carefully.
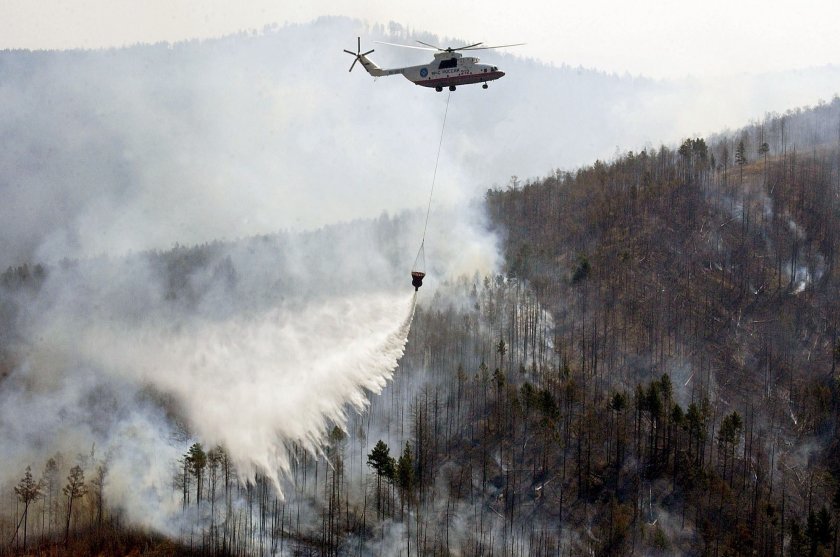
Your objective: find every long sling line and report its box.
[414,91,452,269]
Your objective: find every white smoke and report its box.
[1,260,419,530]
[3,18,838,270]
[78,291,416,484]
[0,179,499,536]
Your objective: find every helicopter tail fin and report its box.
[345,38,400,78]
[357,54,388,77]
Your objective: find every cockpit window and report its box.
[438,58,458,70]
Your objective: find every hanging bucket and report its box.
[412,239,426,291]
[411,271,425,291]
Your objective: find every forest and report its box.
[2,96,840,556]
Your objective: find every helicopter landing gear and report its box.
[482,83,488,89]
[435,86,443,92]
[449,85,456,91]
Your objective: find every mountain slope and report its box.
[484,99,840,553]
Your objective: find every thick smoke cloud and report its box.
[0,14,837,537]
[2,17,838,269]
[0,209,500,531]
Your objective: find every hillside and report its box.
[482,98,840,554]
[2,99,839,556]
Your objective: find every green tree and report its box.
[758,141,770,186]
[368,440,395,480]
[610,391,627,412]
[42,456,60,536]
[367,440,395,517]
[685,402,706,468]
[717,411,742,483]
[395,442,415,516]
[496,339,507,371]
[669,403,684,477]
[735,140,748,185]
[537,388,559,424]
[610,392,628,467]
[207,446,225,537]
[91,463,107,529]
[14,466,42,550]
[678,138,709,181]
[720,141,731,185]
[186,443,207,508]
[571,255,591,284]
[63,465,86,545]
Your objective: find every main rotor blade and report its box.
[454,42,484,50]
[416,40,442,50]
[375,40,437,51]
[461,42,527,50]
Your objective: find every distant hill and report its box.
[1,16,838,269]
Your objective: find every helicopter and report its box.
[344,37,523,92]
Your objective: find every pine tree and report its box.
[14,466,42,550]
[186,443,207,507]
[91,463,107,529]
[496,339,507,371]
[758,141,770,186]
[63,465,86,545]
[717,412,743,484]
[41,456,60,537]
[367,440,395,517]
[396,442,415,517]
[735,140,748,185]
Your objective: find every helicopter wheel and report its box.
[435,86,443,92]
[449,85,456,91]
[482,83,488,89]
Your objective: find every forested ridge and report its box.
[2,97,840,556]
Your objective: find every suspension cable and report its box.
[414,91,452,268]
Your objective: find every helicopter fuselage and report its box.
[358,51,505,91]
[403,54,505,89]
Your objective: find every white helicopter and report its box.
[344,37,523,91]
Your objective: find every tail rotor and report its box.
[343,37,375,72]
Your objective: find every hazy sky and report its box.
[2,0,838,78]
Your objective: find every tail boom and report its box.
[358,55,402,77]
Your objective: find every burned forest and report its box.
[3,97,840,556]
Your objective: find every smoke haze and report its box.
[2,17,838,268]
[1,14,839,540]
[0,216,474,531]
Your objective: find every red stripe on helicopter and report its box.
[415,71,505,87]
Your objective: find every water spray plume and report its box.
[73,291,417,490]
[1,277,418,533]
